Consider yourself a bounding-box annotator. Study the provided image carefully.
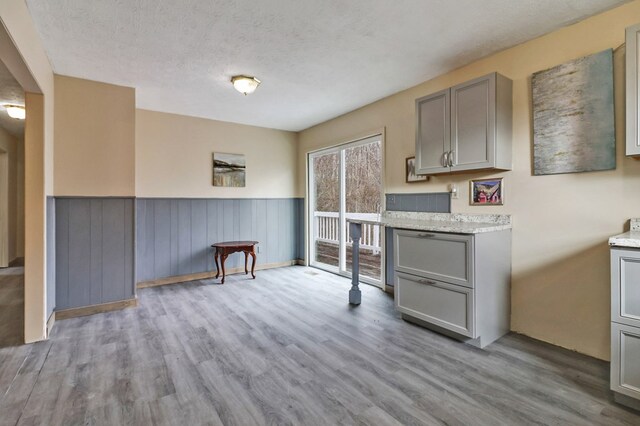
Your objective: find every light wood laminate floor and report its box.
[0,266,639,425]
[0,267,24,348]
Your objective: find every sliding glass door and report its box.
[308,135,383,286]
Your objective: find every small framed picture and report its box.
[406,157,428,183]
[470,178,504,205]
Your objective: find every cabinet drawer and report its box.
[611,248,640,327]
[394,229,474,288]
[611,322,640,398]
[395,272,474,338]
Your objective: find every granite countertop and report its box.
[609,219,640,249]
[347,211,512,234]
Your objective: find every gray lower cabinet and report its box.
[415,72,512,175]
[394,228,511,348]
[626,23,640,157]
[611,247,640,407]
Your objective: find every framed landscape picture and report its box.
[213,152,246,187]
[470,178,503,205]
[406,157,428,183]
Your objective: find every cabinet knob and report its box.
[418,279,437,285]
[416,233,436,238]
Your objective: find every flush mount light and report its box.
[4,104,25,120]
[231,75,261,95]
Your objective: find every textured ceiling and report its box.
[25,0,628,131]
[0,60,24,138]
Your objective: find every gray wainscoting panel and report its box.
[136,198,303,283]
[55,198,135,310]
[295,198,304,260]
[385,192,451,213]
[46,197,56,319]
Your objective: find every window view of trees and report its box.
[312,141,382,281]
[313,142,381,214]
[345,143,382,214]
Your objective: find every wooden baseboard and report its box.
[55,298,138,320]
[46,312,55,337]
[137,260,300,289]
[384,284,394,295]
[295,259,306,266]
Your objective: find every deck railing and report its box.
[313,211,381,253]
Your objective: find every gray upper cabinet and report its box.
[626,23,640,156]
[415,88,450,174]
[415,73,512,175]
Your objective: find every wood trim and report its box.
[55,298,138,320]
[46,312,55,337]
[0,149,7,267]
[0,22,41,93]
[9,257,24,267]
[137,260,299,289]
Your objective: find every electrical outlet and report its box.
[388,195,396,204]
[256,245,261,253]
[449,184,459,199]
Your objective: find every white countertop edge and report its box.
[609,231,640,249]
[346,218,512,234]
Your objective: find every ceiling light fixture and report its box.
[231,75,261,95]
[4,104,25,120]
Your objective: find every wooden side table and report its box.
[211,241,258,284]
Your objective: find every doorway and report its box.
[0,56,26,347]
[308,135,383,287]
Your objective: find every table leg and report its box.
[220,253,228,284]
[214,249,220,279]
[244,251,249,275]
[250,250,256,279]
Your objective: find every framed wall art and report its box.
[532,49,615,175]
[406,156,428,183]
[213,152,246,187]
[470,178,503,205]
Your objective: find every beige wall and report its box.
[136,109,298,198]
[0,0,54,343]
[16,135,24,257]
[0,127,24,261]
[54,75,135,196]
[24,92,47,341]
[299,0,640,360]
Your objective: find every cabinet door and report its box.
[450,74,496,171]
[627,23,640,156]
[611,322,640,399]
[394,229,474,288]
[415,89,450,174]
[611,248,640,327]
[395,272,475,338]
